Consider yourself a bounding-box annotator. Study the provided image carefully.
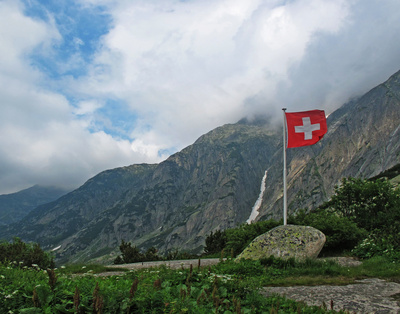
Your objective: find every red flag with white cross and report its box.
[285,110,327,148]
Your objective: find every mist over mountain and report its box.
[1,70,400,264]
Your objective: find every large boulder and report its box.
[236,224,326,261]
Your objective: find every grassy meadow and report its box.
[2,255,400,313]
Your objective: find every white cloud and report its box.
[276,0,400,112]
[0,0,156,194]
[79,0,352,147]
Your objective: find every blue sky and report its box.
[1,0,400,194]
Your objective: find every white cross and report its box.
[295,117,320,140]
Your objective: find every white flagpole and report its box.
[282,108,287,225]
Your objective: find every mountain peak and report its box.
[1,70,400,264]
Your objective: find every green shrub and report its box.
[289,208,367,254]
[114,240,165,264]
[213,258,265,277]
[326,177,400,233]
[165,249,198,260]
[223,220,280,256]
[260,256,296,269]
[203,230,227,255]
[0,237,54,269]
[324,177,400,255]
[0,261,339,313]
[352,234,400,261]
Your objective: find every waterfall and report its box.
[246,170,267,224]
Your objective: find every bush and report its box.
[213,258,266,277]
[325,177,400,254]
[165,249,198,260]
[224,220,280,256]
[0,237,54,269]
[202,176,400,259]
[326,177,400,233]
[260,256,296,269]
[352,234,400,261]
[203,230,227,255]
[114,240,163,264]
[289,209,367,254]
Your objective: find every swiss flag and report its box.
[285,110,327,148]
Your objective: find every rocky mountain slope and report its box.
[258,70,400,220]
[0,185,69,226]
[1,70,400,264]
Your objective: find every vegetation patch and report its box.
[2,175,400,312]
[204,176,400,260]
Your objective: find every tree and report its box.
[326,177,400,233]
[204,220,280,257]
[116,240,144,264]
[114,241,163,264]
[204,230,227,255]
[289,208,366,253]
[0,237,54,269]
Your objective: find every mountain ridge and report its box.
[0,185,70,226]
[1,70,400,264]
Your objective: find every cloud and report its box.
[0,0,152,194]
[277,0,400,112]
[1,0,400,194]
[78,0,353,147]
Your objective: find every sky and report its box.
[1,0,400,194]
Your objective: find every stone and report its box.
[262,278,400,313]
[236,224,326,261]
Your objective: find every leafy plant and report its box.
[204,220,280,257]
[1,257,355,313]
[114,240,162,264]
[352,234,400,261]
[0,237,54,269]
[203,230,227,255]
[289,208,367,254]
[326,178,400,233]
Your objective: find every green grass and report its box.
[57,263,129,274]
[1,256,399,313]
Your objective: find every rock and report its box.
[236,224,326,261]
[262,278,400,313]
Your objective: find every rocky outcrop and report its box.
[236,225,326,261]
[263,278,400,313]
